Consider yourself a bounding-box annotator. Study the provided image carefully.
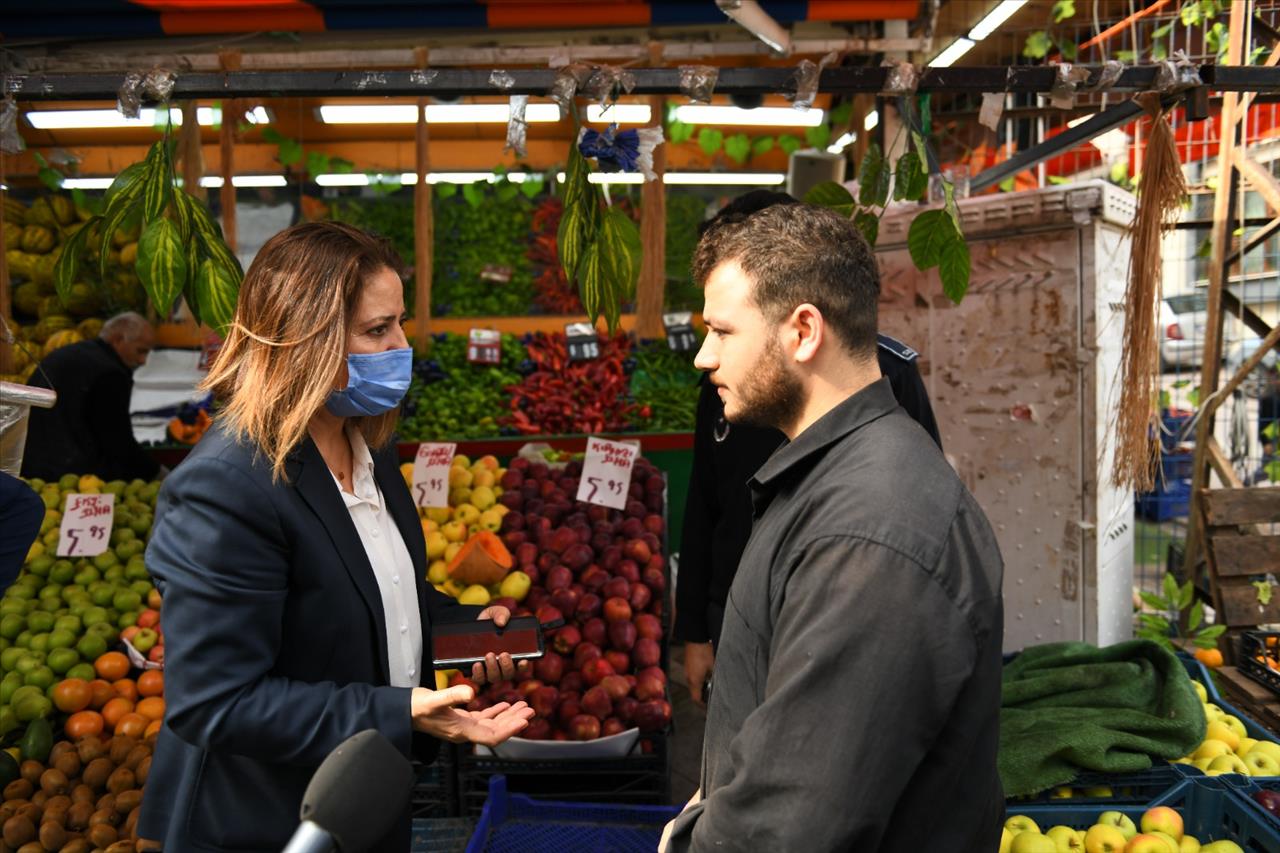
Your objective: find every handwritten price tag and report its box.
[412,442,456,508]
[57,493,115,557]
[576,437,638,510]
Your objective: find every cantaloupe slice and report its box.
[446,531,513,587]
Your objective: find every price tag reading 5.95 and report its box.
[413,442,456,508]
[57,493,115,557]
[576,437,638,510]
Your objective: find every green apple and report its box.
[1206,754,1249,775]
[1097,813,1138,841]
[1242,749,1280,775]
[1179,836,1200,853]
[1218,715,1247,741]
[1011,833,1060,853]
[1141,806,1183,841]
[1198,843,1243,853]
[1046,825,1085,852]
[1085,824,1129,853]
[1007,817,1042,836]
[1124,835,1175,853]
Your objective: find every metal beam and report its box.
[969,98,1153,193]
[5,64,1258,101]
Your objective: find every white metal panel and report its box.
[875,181,1135,652]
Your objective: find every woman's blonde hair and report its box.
[202,221,406,482]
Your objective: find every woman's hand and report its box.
[470,605,531,686]
[410,685,534,746]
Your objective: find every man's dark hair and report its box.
[693,200,880,360]
[695,190,800,238]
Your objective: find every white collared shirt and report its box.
[331,428,424,688]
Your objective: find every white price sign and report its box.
[57,493,115,557]
[576,437,638,510]
[412,443,456,508]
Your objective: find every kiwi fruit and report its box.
[104,842,136,853]
[88,806,118,828]
[80,759,112,792]
[133,757,150,787]
[105,769,134,796]
[2,781,32,802]
[37,821,66,851]
[113,791,141,817]
[27,793,45,809]
[65,802,92,832]
[17,763,41,787]
[53,753,80,780]
[86,823,117,848]
[1,815,34,848]
[16,842,44,853]
[75,739,103,765]
[47,743,73,766]
[69,785,93,805]
[121,747,148,774]
[107,739,135,766]
[12,806,39,827]
[44,795,70,815]
[58,839,91,853]
[39,768,69,797]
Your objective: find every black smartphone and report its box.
[431,616,545,670]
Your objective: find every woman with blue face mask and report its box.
[136,221,533,852]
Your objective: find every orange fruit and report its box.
[94,652,130,682]
[65,710,104,740]
[101,697,135,730]
[1195,647,1225,668]
[115,713,149,739]
[135,697,165,722]
[51,679,93,714]
[144,719,162,739]
[112,678,138,703]
[88,679,115,710]
[137,671,164,698]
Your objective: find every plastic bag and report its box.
[0,97,25,155]
[410,69,439,87]
[678,65,718,104]
[1153,52,1202,93]
[505,94,529,157]
[1092,59,1124,91]
[117,68,176,118]
[1049,63,1090,110]
[881,60,919,96]
[550,62,595,118]
[979,92,1005,131]
[581,65,636,107]
[789,51,837,111]
[489,69,516,90]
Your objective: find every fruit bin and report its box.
[457,732,670,818]
[1181,651,1225,704]
[1008,767,1187,805]
[411,745,461,819]
[464,774,679,853]
[1009,777,1280,853]
[411,817,476,853]
[1173,690,1280,783]
[1236,633,1280,699]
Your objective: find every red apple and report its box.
[580,568,608,593]
[581,685,613,720]
[607,619,636,652]
[575,594,602,622]
[634,674,665,701]
[616,560,640,584]
[642,567,666,594]
[573,642,602,670]
[569,714,601,741]
[552,624,582,655]
[634,700,671,733]
[533,651,565,684]
[522,718,552,740]
[147,645,165,666]
[638,666,666,686]
[529,686,559,718]
[624,539,652,565]
[501,531,527,551]
[536,551,558,573]
[515,542,539,567]
[549,587,580,617]
[628,584,651,613]
[600,546,623,572]
[581,617,606,647]
[634,614,662,642]
[581,657,616,687]
[633,637,661,669]
[603,597,632,624]
[546,566,573,592]
[643,514,664,535]
[559,671,584,695]
[600,674,631,702]
[602,717,626,737]
[602,577,631,601]
[604,650,631,674]
[615,696,638,724]
[517,679,544,698]
[535,605,564,627]
[558,698,582,725]
[136,609,161,629]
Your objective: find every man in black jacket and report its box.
[21,312,160,482]
[675,191,942,704]
[662,203,1003,852]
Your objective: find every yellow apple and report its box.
[1235,737,1258,758]
[1179,835,1200,853]
[427,560,449,585]
[1006,817,1041,836]
[1097,813,1137,841]
[1141,806,1183,841]
[470,486,497,511]
[441,520,468,543]
[1192,740,1233,761]
[1197,843,1243,853]
[425,531,448,560]
[1242,748,1280,775]
[1206,753,1249,775]
[426,506,452,524]
[1001,827,1014,853]
[1046,825,1085,852]
[1191,681,1208,703]
[448,466,474,488]
[453,454,472,469]
[472,469,496,489]
[1085,824,1129,853]
[453,504,481,526]
[478,509,503,532]
[1247,740,1280,763]
[1203,703,1224,723]
[1051,787,1074,799]
[1151,832,1181,852]
[1205,721,1240,753]
[444,541,463,563]
[498,570,531,602]
[1219,715,1247,741]
[458,584,491,606]
[1083,786,1113,797]
[1124,835,1174,853]
[1011,833,1059,853]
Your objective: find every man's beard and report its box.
[722,335,805,433]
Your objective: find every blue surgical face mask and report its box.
[325,348,413,417]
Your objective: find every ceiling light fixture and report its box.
[25,106,269,130]
[673,105,824,128]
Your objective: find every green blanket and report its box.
[999,641,1207,797]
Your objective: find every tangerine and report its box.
[101,697,134,730]
[1195,647,1225,668]
[51,679,92,714]
[64,711,104,740]
[112,678,138,703]
[94,652,130,681]
[135,697,164,722]
[115,713,149,739]
[136,671,163,698]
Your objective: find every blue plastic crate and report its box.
[1178,652,1223,703]
[1009,768,1185,805]
[1171,692,1280,785]
[466,775,681,853]
[1137,478,1192,521]
[1231,777,1280,832]
[1008,777,1280,852]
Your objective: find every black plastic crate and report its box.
[457,733,670,817]
[412,744,462,819]
[1238,632,1280,698]
[411,817,476,853]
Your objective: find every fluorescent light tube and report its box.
[318,104,560,124]
[664,172,786,186]
[60,178,114,189]
[673,105,825,128]
[968,0,1029,41]
[865,110,879,131]
[199,175,286,188]
[928,38,976,68]
[586,104,652,124]
[25,106,269,129]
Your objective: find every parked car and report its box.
[1160,291,1259,373]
